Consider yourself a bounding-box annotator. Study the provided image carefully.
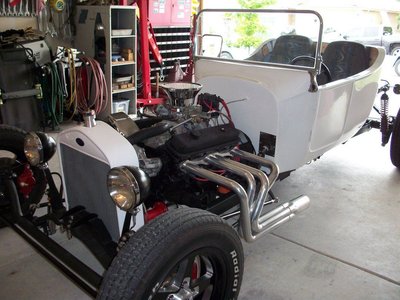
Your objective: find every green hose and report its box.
[41,62,65,128]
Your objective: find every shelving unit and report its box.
[74,5,137,118]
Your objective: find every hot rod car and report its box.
[0,9,399,300]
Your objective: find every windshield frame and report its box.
[194,8,324,76]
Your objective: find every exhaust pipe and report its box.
[181,151,310,243]
[181,161,254,241]
[258,195,310,233]
[181,149,310,243]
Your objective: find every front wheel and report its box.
[390,107,400,168]
[98,207,244,300]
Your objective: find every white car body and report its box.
[195,49,385,172]
[194,9,386,172]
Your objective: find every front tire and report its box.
[390,107,400,168]
[98,207,244,300]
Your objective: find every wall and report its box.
[0,17,37,31]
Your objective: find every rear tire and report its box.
[98,207,244,300]
[0,125,46,216]
[390,107,400,168]
[391,45,400,57]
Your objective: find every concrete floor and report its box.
[1,60,400,299]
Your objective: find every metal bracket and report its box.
[0,84,43,102]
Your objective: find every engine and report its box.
[110,92,246,210]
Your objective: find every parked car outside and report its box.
[342,25,400,56]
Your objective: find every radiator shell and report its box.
[57,121,142,241]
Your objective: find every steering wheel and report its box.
[290,55,332,85]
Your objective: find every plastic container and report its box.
[112,99,130,114]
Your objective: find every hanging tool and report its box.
[1,0,5,16]
[31,0,37,16]
[1,0,5,17]
[7,1,12,16]
[11,0,19,16]
[13,3,18,16]
[18,0,23,16]
[25,0,30,16]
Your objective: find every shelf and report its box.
[112,87,136,94]
[74,5,137,116]
[112,61,136,66]
[111,35,136,39]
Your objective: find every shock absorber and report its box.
[380,90,390,146]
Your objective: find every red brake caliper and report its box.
[191,261,199,280]
[17,164,36,199]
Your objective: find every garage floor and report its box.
[1,62,400,299]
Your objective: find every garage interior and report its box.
[1,0,400,299]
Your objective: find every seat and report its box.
[245,38,276,62]
[322,41,370,81]
[268,34,314,64]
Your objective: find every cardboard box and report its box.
[121,48,134,61]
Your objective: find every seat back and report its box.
[322,41,369,81]
[268,34,314,64]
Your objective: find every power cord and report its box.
[76,55,108,115]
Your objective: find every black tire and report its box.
[98,207,244,300]
[0,125,46,215]
[390,45,400,57]
[390,107,400,168]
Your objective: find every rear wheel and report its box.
[0,125,46,217]
[390,108,400,168]
[98,207,244,300]
[391,45,400,57]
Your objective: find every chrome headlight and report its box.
[24,132,56,166]
[107,166,150,211]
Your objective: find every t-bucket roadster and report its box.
[0,8,399,300]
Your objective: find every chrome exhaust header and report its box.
[181,149,310,242]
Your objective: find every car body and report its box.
[195,9,386,173]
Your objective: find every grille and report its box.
[60,144,120,241]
